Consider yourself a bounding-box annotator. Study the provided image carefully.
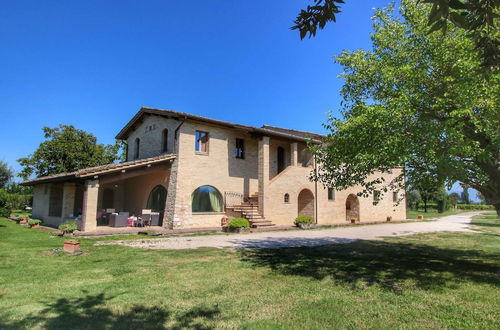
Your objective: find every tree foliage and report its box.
[0,161,14,188]
[311,1,500,215]
[18,125,123,180]
[293,0,499,69]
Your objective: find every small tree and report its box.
[406,189,422,210]
[449,192,460,209]
[0,161,13,188]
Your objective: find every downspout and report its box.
[314,154,318,224]
[174,118,186,154]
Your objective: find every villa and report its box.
[23,107,406,232]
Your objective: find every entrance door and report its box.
[277,146,285,174]
[297,189,315,219]
[146,185,167,226]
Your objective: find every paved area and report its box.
[97,212,479,250]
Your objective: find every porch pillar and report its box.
[80,179,99,232]
[61,182,76,220]
[258,136,270,216]
[291,143,298,166]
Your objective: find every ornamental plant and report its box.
[28,219,42,227]
[294,216,314,225]
[227,218,250,228]
[59,221,78,234]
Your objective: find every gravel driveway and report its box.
[97,212,479,250]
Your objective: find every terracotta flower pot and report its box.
[350,218,356,224]
[32,224,40,228]
[63,241,80,253]
[19,218,28,225]
[417,215,424,220]
[386,216,392,222]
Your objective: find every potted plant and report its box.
[28,219,42,228]
[59,220,78,236]
[386,216,392,222]
[350,218,357,224]
[226,218,251,233]
[63,240,80,253]
[295,215,315,229]
[417,215,424,220]
[19,217,29,225]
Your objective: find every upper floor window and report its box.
[328,188,335,201]
[195,131,209,153]
[373,190,381,204]
[134,138,140,159]
[235,138,245,159]
[393,191,398,202]
[161,129,169,153]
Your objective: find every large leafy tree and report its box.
[292,0,499,70]
[18,125,122,180]
[310,1,500,215]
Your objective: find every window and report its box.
[195,131,209,153]
[147,185,167,212]
[393,191,398,203]
[284,193,290,203]
[161,129,169,153]
[134,138,140,159]
[48,184,63,217]
[328,188,335,201]
[191,185,223,212]
[235,138,245,159]
[373,190,381,204]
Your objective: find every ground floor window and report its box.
[48,184,63,217]
[192,185,223,212]
[147,185,167,212]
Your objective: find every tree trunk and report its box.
[424,199,428,213]
[494,203,500,218]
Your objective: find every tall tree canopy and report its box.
[292,0,499,70]
[18,125,123,180]
[310,1,500,215]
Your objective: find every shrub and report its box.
[227,218,250,228]
[295,215,314,225]
[59,221,78,234]
[0,189,12,218]
[28,219,42,227]
[0,207,10,218]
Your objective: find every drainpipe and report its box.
[174,118,186,154]
[314,154,318,224]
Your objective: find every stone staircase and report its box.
[232,193,275,228]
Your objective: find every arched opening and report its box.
[191,185,223,212]
[161,129,168,153]
[146,185,167,226]
[346,194,360,222]
[134,138,140,159]
[277,146,285,173]
[297,189,314,219]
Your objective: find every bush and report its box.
[59,221,78,233]
[227,218,250,228]
[456,204,494,210]
[0,207,11,218]
[0,189,12,218]
[295,215,314,225]
[28,219,42,227]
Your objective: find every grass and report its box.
[406,208,466,219]
[0,212,498,329]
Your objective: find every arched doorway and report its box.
[346,194,360,222]
[298,189,315,219]
[277,146,285,173]
[146,185,167,226]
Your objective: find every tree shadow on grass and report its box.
[1,292,220,329]
[239,239,500,293]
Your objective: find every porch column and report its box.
[258,136,270,216]
[291,143,298,166]
[61,182,76,220]
[80,179,99,232]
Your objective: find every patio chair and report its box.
[109,212,129,227]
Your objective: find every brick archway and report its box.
[298,189,314,219]
[346,194,360,222]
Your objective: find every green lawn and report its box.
[0,213,498,329]
[406,208,467,219]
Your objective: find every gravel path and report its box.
[97,212,479,250]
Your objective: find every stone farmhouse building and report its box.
[24,107,406,232]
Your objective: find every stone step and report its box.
[251,223,275,228]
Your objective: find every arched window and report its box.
[134,138,140,159]
[161,129,168,153]
[147,185,167,212]
[191,185,223,212]
[284,193,290,203]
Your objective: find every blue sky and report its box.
[0,0,475,200]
